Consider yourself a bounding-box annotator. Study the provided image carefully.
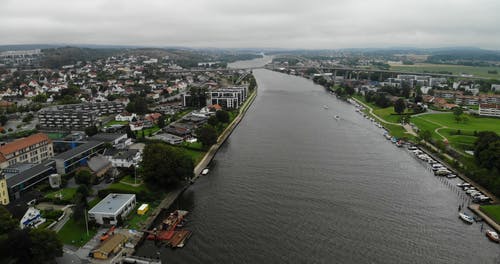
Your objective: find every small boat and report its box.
[334,115,340,120]
[395,140,403,147]
[446,174,457,179]
[391,137,397,144]
[323,105,328,109]
[201,168,209,175]
[459,212,474,224]
[486,230,500,243]
[407,145,418,150]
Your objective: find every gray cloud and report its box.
[0,0,499,49]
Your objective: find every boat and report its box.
[100,225,116,242]
[391,137,397,144]
[395,140,403,147]
[457,182,471,188]
[334,115,340,120]
[407,145,418,151]
[486,230,500,243]
[446,174,457,178]
[201,168,209,175]
[459,212,474,224]
[323,105,328,109]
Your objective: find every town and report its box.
[0,46,499,264]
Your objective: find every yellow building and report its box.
[92,233,127,260]
[0,175,9,205]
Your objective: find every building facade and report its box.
[479,104,500,117]
[38,109,98,130]
[0,133,53,169]
[88,193,136,225]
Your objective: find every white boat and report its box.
[323,105,328,109]
[486,230,500,243]
[334,115,340,120]
[446,174,457,178]
[201,168,209,175]
[459,212,474,224]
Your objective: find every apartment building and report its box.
[38,109,98,130]
[479,104,500,117]
[0,133,53,169]
[209,86,248,109]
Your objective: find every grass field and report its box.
[57,218,97,247]
[104,120,129,127]
[411,113,500,150]
[179,147,206,164]
[390,63,500,79]
[107,181,148,193]
[480,205,500,225]
[45,188,77,202]
[373,107,412,124]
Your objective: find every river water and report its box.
[135,57,500,263]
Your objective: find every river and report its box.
[135,57,500,263]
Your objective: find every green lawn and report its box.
[411,113,500,150]
[57,218,98,247]
[181,141,204,151]
[178,147,206,164]
[120,175,141,185]
[480,205,500,225]
[104,120,129,127]
[45,188,78,202]
[373,107,413,124]
[107,181,148,193]
[125,200,161,230]
[88,197,101,208]
[391,63,500,79]
[136,125,161,138]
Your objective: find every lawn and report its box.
[480,205,500,225]
[373,107,413,124]
[120,175,141,185]
[107,181,148,193]
[178,147,206,164]
[57,218,98,247]
[390,63,500,79]
[136,125,161,138]
[104,120,129,127]
[411,113,500,150]
[45,188,78,202]
[181,141,203,151]
[125,199,161,230]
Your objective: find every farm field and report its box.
[390,63,500,79]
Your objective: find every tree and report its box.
[84,125,98,137]
[207,116,218,126]
[394,98,406,115]
[216,110,230,123]
[75,169,92,186]
[0,206,17,234]
[453,107,464,123]
[141,143,194,189]
[32,93,48,103]
[198,125,217,148]
[29,229,63,262]
[419,130,432,142]
[474,131,500,171]
[0,115,7,126]
[157,115,166,128]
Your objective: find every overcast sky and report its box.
[1,0,499,49]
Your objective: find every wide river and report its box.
[136,57,500,263]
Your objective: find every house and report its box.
[20,207,45,229]
[88,193,136,225]
[164,123,192,137]
[0,174,9,205]
[145,113,162,124]
[129,121,144,131]
[87,155,112,178]
[455,95,479,106]
[91,233,128,260]
[103,149,141,168]
[115,112,137,122]
[434,90,460,99]
[479,104,500,117]
[152,133,184,145]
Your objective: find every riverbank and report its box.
[130,88,258,256]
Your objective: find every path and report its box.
[351,97,417,136]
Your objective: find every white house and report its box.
[115,112,137,122]
[88,193,136,225]
[20,207,45,229]
[104,149,142,168]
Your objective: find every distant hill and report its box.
[41,47,122,68]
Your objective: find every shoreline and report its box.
[131,88,258,253]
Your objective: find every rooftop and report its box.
[5,160,55,188]
[54,141,104,161]
[88,193,135,215]
[0,133,50,156]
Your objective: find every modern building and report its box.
[209,86,248,109]
[3,160,56,201]
[88,193,136,225]
[53,141,105,175]
[38,108,98,130]
[57,101,125,116]
[479,104,500,117]
[0,133,54,169]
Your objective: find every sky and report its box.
[1,0,499,50]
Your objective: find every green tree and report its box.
[75,169,92,186]
[453,107,464,123]
[0,115,7,126]
[141,143,194,189]
[32,93,48,103]
[198,125,217,148]
[157,115,166,128]
[394,98,406,115]
[84,125,98,137]
[0,206,17,234]
[419,130,432,142]
[216,110,230,123]
[207,116,218,126]
[29,229,63,262]
[474,131,500,171]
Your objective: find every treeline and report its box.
[41,47,121,68]
[426,49,500,64]
[465,132,500,197]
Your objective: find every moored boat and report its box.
[459,212,474,224]
[486,230,500,243]
[201,168,209,175]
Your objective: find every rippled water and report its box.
[135,59,500,263]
